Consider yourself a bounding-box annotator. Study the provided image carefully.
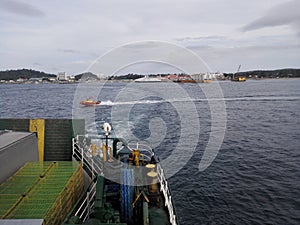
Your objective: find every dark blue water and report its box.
[1,79,300,225]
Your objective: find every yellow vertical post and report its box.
[108,147,114,162]
[29,119,45,162]
[102,144,107,161]
[91,144,97,156]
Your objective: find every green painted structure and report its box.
[0,119,85,161]
[0,161,83,225]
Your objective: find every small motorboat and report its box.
[80,99,101,106]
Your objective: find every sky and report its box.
[0,0,299,75]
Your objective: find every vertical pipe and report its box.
[143,202,149,225]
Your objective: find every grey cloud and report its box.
[175,35,234,50]
[236,43,300,52]
[33,62,42,66]
[0,0,45,17]
[57,49,99,58]
[175,36,227,42]
[58,49,81,54]
[187,39,300,52]
[242,0,300,33]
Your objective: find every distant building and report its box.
[48,77,56,82]
[191,72,224,81]
[28,78,42,84]
[168,74,179,80]
[16,78,27,83]
[57,72,67,81]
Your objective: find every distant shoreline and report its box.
[1,77,300,85]
[1,68,300,84]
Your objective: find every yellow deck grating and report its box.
[0,161,83,225]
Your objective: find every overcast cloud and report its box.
[0,0,299,74]
[0,0,44,17]
[242,0,300,35]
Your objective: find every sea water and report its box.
[1,79,299,224]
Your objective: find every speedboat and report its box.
[80,99,101,106]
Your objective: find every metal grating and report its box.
[0,161,83,225]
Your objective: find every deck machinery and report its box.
[65,124,178,225]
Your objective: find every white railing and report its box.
[157,163,177,225]
[72,136,103,179]
[126,143,154,158]
[74,182,96,222]
[72,136,102,222]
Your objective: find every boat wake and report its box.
[100,99,168,105]
[99,96,300,106]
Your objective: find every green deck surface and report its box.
[0,161,82,221]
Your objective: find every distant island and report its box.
[0,68,300,83]
[0,69,99,81]
[0,69,100,83]
[0,69,56,81]
[223,68,300,79]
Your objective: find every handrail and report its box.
[71,137,101,223]
[74,182,96,217]
[157,163,178,225]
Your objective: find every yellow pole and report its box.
[102,144,107,161]
[91,144,97,156]
[29,119,45,162]
[108,147,114,162]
